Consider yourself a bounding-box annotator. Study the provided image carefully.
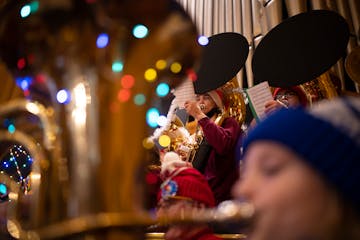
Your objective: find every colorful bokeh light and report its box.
[146,108,160,128]
[134,94,146,106]
[96,33,109,48]
[155,59,167,70]
[142,137,154,149]
[198,35,209,45]
[156,83,170,97]
[132,24,149,39]
[112,61,124,73]
[144,68,157,82]
[121,74,135,89]
[170,62,182,73]
[56,89,71,104]
[158,135,171,147]
[117,89,131,102]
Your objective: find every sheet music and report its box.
[245,81,273,120]
[172,77,197,109]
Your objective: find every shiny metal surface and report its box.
[0,0,200,239]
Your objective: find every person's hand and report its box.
[184,101,207,121]
[264,100,286,115]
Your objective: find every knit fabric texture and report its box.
[159,167,215,207]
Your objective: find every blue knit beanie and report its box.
[243,97,360,215]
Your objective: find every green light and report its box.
[30,1,40,13]
[134,94,146,105]
[112,61,124,73]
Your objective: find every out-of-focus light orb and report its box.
[158,135,171,147]
[132,24,149,39]
[187,69,197,81]
[155,59,167,70]
[56,89,71,104]
[157,115,168,127]
[109,101,120,113]
[0,183,7,196]
[96,33,109,48]
[121,74,135,89]
[15,76,32,91]
[142,137,154,149]
[144,68,157,82]
[146,108,160,128]
[134,94,146,106]
[170,62,182,73]
[112,61,123,73]
[8,124,15,134]
[17,58,26,70]
[29,1,40,13]
[198,35,209,46]
[156,83,170,97]
[117,89,131,102]
[20,5,31,18]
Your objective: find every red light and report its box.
[121,74,135,89]
[186,68,197,81]
[17,58,26,70]
[117,89,131,102]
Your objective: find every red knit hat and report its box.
[158,167,215,207]
[273,86,308,107]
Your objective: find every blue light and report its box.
[96,33,109,48]
[156,83,170,97]
[198,35,209,46]
[0,184,7,195]
[56,89,71,104]
[146,108,160,128]
[132,24,149,39]
[15,76,33,91]
[8,124,15,134]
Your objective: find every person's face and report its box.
[233,141,341,240]
[274,89,301,107]
[196,93,216,114]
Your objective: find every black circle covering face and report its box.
[252,10,350,88]
[194,32,249,94]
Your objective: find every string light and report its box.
[0,145,33,192]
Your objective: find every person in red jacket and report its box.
[156,151,222,240]
[184,88,241,205]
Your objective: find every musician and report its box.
[264,86,308,116]
[184,89,241,205]
[156,151,221,240]
[248,86,309,129]
[233,96,360,240]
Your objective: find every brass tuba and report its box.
[0,0,201,239]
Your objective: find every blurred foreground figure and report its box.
[233,96,360,240]
[156,152,221,240]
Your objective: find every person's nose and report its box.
[197,96,205,104]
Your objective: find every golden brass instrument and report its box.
[300,71,339,105]
[0,0,201,239]
[219,77,247,126]
[345,46,360,85]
